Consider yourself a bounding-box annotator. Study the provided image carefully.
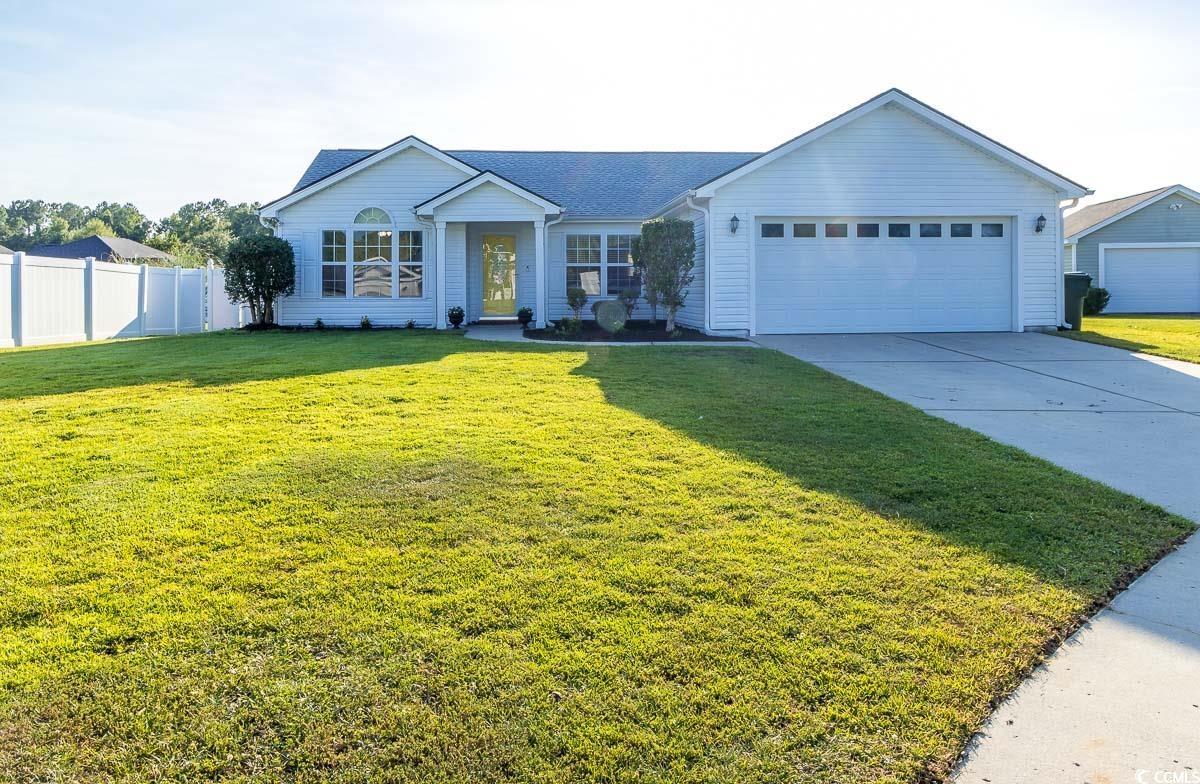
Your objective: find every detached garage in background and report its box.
[1065,185,1200,314]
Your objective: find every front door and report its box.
[482,234,518,316]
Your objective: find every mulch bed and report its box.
[523,320,744,342]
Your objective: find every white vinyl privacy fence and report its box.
[0,253,245,348]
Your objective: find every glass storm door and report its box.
[482,234,517,316]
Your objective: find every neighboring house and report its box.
[260,88,1090,334]
[1065,185,1200,313]
[0,244,13,255]
[28,235,175,264]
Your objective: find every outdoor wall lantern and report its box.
[1035,214,1046,233]
[730,214,740,234]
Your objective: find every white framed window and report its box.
[605,234,639,295]
[322,208,426,300]
[321,230,347,297]
[566,234,601,296]
[352,228,393,297]
[396,230,423,297]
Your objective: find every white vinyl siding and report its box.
[661,202,707,329]
[706,104,1062,333]
[547,222,654,321]
[427,181,549,223]
[274,147,468,326]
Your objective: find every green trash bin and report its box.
[1063,272,1092,331]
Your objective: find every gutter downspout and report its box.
[543,212,566,326]
[684,192,711,333]
[1057,197,1081,328]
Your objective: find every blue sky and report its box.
[2,0,1198,219]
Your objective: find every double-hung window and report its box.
[566,233,643,298]
[396,230,423,297]
[566,234,602,296]
[321,230,347,297]
[606,234,639,295]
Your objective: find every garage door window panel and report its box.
[825,223,848,238]
[951,223,973,238]
[793,223,816,238]
[857,223,880,238]
[920,223,943,238]
[888,223,911,238]
[761,223,784,238]
[982,223,1005,238]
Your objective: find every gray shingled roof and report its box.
[1065,186,1174,239]
[0,244,13,254]
[29,235,175,262]
[292,148,761,218]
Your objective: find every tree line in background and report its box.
[0,199,271,267]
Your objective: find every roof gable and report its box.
[1065,185,1200,240]
[415,171,562,216]
[692,88,1090,199]
[260,136,478,216]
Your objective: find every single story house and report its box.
[1065,184,1200,313]
[29,235,175,264]
[260,88,1090,335]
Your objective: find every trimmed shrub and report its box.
[617,287,640,319]
[555,317,582,337]
[447,305,465,328]
[360,315,372,330]
[517,307,534,327]
[632,218,695,331]
[1084,287,1110,316]
[224,235,295,325]
[566,288,588,320]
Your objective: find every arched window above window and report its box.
[354,207,391,224]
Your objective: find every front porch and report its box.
[416,171,559,328]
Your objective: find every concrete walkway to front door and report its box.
[754,331,1200,784]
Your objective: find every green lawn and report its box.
[0,332,1190,783]
[1062,314,1200,364]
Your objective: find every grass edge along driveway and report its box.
[0,331,1191,783]
[1061,313,1200,364]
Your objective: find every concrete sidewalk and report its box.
[755,331,1200,784]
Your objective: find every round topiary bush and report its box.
[594,300,628,335]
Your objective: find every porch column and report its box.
[534,219,546,328]
[435,219,447,328]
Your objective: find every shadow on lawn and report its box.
[572,346,1189,598]
[0,330,471,401]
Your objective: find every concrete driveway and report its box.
[754,331,1200,784]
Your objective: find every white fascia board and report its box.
[260,136,478,218]
[1065,185,1200,241]
[694,89,1091,200]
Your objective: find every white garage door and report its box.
[755,218,1013,333]
[1103,246,1200,313]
